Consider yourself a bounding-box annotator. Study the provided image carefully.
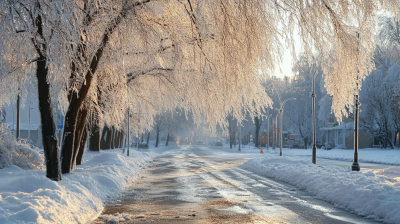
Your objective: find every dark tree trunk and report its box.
[76,126,88,165]
[229,128,233,149]
[155,129,160,147]
[71,109,89,170]
[304,138,308,149]
[118,132,124,148]
[166,132,170,146]
[147,132,150,145]
[61,6,132,173]
[110,127,115,149]
[254,116,262,148]
[36,57,62,181]
[118,130,122,148]
[89,123,100,151]
[105,126,112,149]
[116,131,121,148]
[100,126,107,149]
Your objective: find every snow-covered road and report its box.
[94,146,380,223]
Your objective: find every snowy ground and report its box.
[276,147,400,165]
[0,145,163,224]
[210,144,400,223]
[1,142,400,223]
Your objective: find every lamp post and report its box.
[311,68,317,164]
[238,123,241,151]
[127,108,130,156]
[352,32,361,171]
[16,94,20,139]
[266,113,272,150]
[273,111,277,149]
[279,98,296,156]
[28,102,34,140]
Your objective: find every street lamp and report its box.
[28,102,34,140]
[266,113,272,150]
[279,98,296,156]
[352,32,361,171]
[311,68,317,164]
[127,108,130,156]
[238,123,241,151]
[273,110,278,149]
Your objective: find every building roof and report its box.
[5,123,40,131]
[320,122,354,131]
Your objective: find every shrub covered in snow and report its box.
[0,123,43,170]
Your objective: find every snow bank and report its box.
[268,148,400,165]
[0,123,43,169]
[0,149,156,224]
[241,156,400,224]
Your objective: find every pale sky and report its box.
[274,49,295,78]
[273,32,302,79]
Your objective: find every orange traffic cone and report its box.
[260,148,264,154]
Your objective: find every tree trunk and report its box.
[304,138,308,149]
[100,126,107,149]
[76,126,88,165]
[110,127,115,149]
[117,131,121,148]
[71,109,89,170]
[155,130,160,147]
[36,57,62,181]
[89,123,100,151]
[147,132,150,145]
[101,126,112,149]
[119,132,124,148]
[229,128,233,149]
[61,6,131,173]
[115,130,121,148]
[166,132,170,146]
[105,126,112,149]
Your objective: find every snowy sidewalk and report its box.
[227,146,400,223]
[0,148,157,224]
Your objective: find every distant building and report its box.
[3,97,63,147]
[6,123,42,147]
[320,117,373,149]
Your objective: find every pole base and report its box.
[279,152,282,156]
[351,162,360,171]
[312,146,317,164]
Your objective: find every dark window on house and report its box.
[373,136,380,146]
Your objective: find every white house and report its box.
[320,118,374,149]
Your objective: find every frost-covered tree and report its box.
[285,57,325,148]
[1,0,399,179]
[359,49,400,148]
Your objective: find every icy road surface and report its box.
[93,146,380,223]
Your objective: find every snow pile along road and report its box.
[0,149,156,224]
[241,156,400,224]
